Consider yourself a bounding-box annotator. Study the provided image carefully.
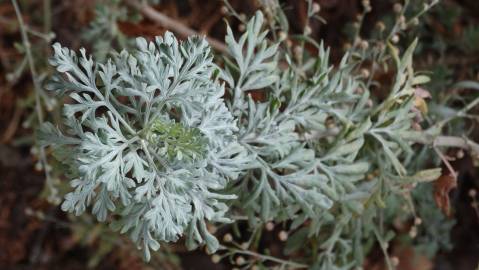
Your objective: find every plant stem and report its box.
[224,246,309,269]
[43,0,51,34]
[12,0,56,200]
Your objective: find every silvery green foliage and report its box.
[224,12,338,220]
[223,11,372,222]
[82,0,161,60]
[83,0,130,60]
[39,32,250,260]
[39,9,442,268]
[222,12,440,269]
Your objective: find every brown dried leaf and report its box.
[433,173,457,216]
[414,96,429,115]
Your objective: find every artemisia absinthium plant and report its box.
[39,6,447,270]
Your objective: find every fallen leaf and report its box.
[433,173,457,216]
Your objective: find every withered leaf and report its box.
[433,173,457,217]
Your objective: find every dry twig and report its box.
[125,0,228,53]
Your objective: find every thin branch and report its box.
[435,95,479,129]
[222,246,309,269]
[125,0,228,53]
[433,146,457,179]
[12,0,55,201]
[434,135,479,155]
[0,15,54,41]
[457,96,479,118]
